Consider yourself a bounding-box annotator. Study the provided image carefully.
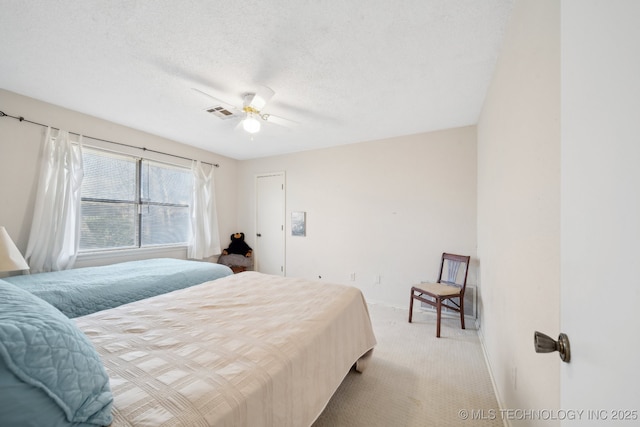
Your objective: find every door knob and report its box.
[534,331,571,363]
[256,233,262,237]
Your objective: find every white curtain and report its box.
[25,127,84,273]
[188,160,221,259]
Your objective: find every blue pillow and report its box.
[0,280,113,426]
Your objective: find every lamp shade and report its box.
[0,226,29,272]
[242,114,261,134]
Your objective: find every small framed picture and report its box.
[291,211,306,236]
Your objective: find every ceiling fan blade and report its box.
[249,85,275,111]
[262,113,299,128]
[192,88,241,112]
[234,115,248,132]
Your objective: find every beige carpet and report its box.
[313,304,503,427]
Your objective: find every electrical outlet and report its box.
[349,272,356,281]
[374,275,381,284]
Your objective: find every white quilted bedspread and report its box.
[75,272,377,427]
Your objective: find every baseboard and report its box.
[476,323,510,427]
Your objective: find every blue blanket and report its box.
[3,258,232,318]
[0,282,113,426]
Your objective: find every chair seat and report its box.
[409,252,470,337]
[413,282,461,297]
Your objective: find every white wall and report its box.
[0,89,239,268]
[236,127,477,308]
[477,0,560,423]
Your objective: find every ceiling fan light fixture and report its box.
[242,114,261,134]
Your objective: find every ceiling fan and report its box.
[193,86,297,134]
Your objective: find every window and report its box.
[80,148,192,251]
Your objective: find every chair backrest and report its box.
[437,253,471,292]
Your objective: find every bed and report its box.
[0,272,377,427]
[2,258,233,318]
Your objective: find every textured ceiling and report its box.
[0,1,514,160]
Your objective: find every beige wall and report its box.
[1,88,476,309]
[477,0,560,423]
[0,89,239,268]
[236,127,478,308]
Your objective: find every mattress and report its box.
[3,258,233,317]
[75,272,377,427]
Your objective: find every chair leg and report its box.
[408,290,414,323]
[459,296,466,330]
[436,298,442,338]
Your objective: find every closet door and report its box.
[255,172,285,275]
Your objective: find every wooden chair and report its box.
[409,253,471,337]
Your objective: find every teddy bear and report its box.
[222,232,253,257]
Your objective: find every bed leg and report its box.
[354,349,374,373]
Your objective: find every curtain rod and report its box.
[0,110,220,168]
